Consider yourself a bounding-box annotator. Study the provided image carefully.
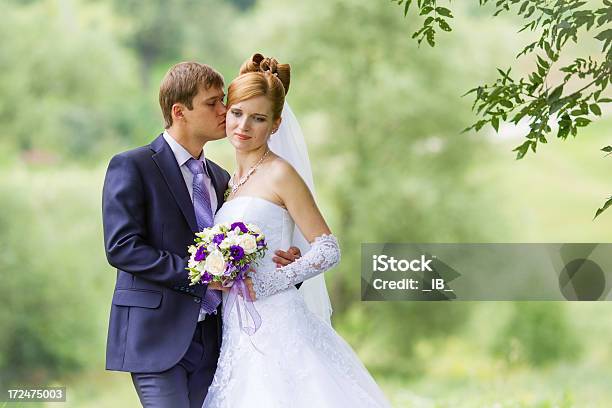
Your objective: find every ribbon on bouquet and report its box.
[223,271,262,335]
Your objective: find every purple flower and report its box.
[230,221,248,233]
[257,239,266,247]
[229,245,245,262]
[194,246,208,261]
[212,233,225,245]
[201,271,213,284]
[224,266,233,276]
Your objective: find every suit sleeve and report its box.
[102,153,205,297]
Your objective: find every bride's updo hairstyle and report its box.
[226,53,291,121]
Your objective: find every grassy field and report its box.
[9,302,609,408]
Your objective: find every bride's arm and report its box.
[253,160,340,299]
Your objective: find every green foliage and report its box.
[228,0,256,10]
[462,1,611,156]
[396,0,612,154]
[0,169,109,386]
[493,303,581,367]
[109,0,241,86]
[594,195,612,218]
[112,1,186,63]
[0,0,143,160]
[0,0,241,160]
[394,0,612,217]
[392,0,454,46]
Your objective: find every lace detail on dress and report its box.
[205,288,388,408]
[253,234,340,300]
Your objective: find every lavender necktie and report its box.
[185,158,221,315]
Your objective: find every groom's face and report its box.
[182,85,227,141]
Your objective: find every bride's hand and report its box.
[244,275,256,301]
[238,268,256,301]
[208,275,256,300]
[207,281,230,292]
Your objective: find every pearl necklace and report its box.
[225,148,270,200]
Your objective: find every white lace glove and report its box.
[253,234,340,299]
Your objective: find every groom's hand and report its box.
[273,246,301,268]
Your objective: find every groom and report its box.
[102,62,300,408]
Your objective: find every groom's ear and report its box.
[172,103,185,122]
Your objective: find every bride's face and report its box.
[226,95,280,152]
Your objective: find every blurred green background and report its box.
[1,0,611,407]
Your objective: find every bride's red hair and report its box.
[226,53,291,120]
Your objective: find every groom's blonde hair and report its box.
[159,62,225,128]
[227,53,290,121]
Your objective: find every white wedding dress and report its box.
[202,195,391,408]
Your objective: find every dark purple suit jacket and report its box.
[102,134,230,373]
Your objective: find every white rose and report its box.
[204,250,226,276]
[220,232,239,249]
[238,234,257,254]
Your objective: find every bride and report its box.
[203,53,391,408]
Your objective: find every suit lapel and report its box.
[151,135,198,232]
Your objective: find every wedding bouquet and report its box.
[186,221,267,334]
[187,221,267,285]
